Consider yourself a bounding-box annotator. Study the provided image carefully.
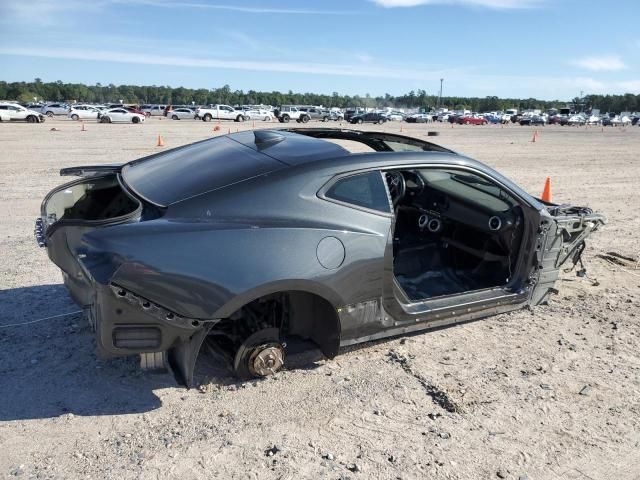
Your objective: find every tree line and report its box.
[1,79,638,113]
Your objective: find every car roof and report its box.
[121,129,541,209]
[227,130,350,166]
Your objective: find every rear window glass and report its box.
[326,171,390,213]
[121,136,284,207]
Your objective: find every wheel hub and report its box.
[248,343,284,377]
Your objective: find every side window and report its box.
[326,171,390,213]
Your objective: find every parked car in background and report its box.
[437,112,452,122]
[298,107,332,122]
[344,109,363,122]
[329,111,344,121]
[457,114,488,125]
[385,111,405,121]
[350,112,387,124]
[548,114,568,125]
[168,108,197,120]
[276,106,310,123]
[566,114,586,126]
[500,113,513,124]
[586,115,601,125]
[23,103,44,110]
[406,113,432,123]
[142,105,167,117]
[519,115,546,126]
[68,105,104,120]
[98,108,146,124]
[243,109,274,121]
[40,103,70,117]
[124,106,146,116]
[484,113,503,124]
[196,104,246,122]
[0,102,46,123]
[603,115,631,127]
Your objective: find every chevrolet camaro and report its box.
[36,129,605,386]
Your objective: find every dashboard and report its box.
[398,170,520,235]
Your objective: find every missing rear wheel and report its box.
[233,328,285,378]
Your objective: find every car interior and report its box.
[385,168,524,301]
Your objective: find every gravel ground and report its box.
[1,117,639,479]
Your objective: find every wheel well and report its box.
[208,290,341,359]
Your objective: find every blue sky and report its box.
[0,0,638,100]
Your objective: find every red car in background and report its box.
[457,114,488,125]
[124,106,146,116]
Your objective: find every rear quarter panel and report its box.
[86,168,391,319]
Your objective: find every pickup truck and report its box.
[196,104,246,122]
[275,106,310,123]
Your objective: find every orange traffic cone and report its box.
[531,130,538,142]
[156,135,164,147]
[81,121,86,132]
[541,177,552,202]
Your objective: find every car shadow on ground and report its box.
[0,284,176,421]
[0,284,329,421]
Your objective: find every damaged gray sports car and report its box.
[35,129,605,386]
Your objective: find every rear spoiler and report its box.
[60,164,122,177]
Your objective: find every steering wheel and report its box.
[385,171,406,207]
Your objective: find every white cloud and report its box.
[355,53,374,64]
[372,0,540,9]
[112,0,356,15]
[617,80,640,93]
[0,0,106,26]
[0,0,357,27]
[571,55,627,72]
[0,46,451,81]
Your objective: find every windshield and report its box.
[419,169,514,212]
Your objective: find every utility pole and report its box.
[439,78,444,109]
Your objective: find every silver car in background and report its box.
[40,103,70,117]
[243,109,274,121]
[168,108,197,120]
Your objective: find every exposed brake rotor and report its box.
[248,343,285,377]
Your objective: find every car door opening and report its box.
[387,168,525,301]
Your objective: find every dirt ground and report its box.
[0,117,639,480]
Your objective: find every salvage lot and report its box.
[1,118,639,479]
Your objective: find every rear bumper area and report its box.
[88,282,209,358]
